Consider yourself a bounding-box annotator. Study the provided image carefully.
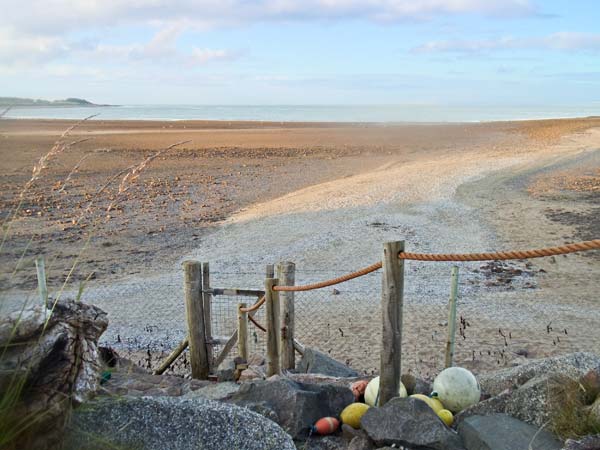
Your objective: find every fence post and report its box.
[266,264,275,279]
[35,255,48,310]
[265,277,281,376]
[445,266,459,368]
[183,260,210,379]
[238,302,248,361]
[277,261,296,370]
[379,241,405,406]
[202,262,213,372]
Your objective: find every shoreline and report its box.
[3,115,600,126]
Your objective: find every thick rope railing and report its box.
[248,314,267,332]
[272,239,600,292]
[239,295,265,313]
[273,261,383,292]
[398,239,600,262]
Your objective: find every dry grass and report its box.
[0,118,192,448]
[548,374,600,440]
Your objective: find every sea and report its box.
[3,104,600,123]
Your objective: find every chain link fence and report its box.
[5,256,596,378]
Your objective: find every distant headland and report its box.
[0,97,113,107]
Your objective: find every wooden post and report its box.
[183,260,209,379]
[445,266,459,368]
[35,256,48,309]
[201,262,213,372]
[238,303,248,361]
[277,261,296,370]
[265,278,281,376]
[266,264,275,279]
[379,241,405,406]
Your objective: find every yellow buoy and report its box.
[409,394,444,414]
[340,403,370,429]
[437,409,454,426]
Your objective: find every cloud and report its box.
[0,0,538,36]
[0,26,239,69]
[414,32,600,54]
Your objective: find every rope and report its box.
[273,261,383,292]
[398,239,600,262]
[239,296,265,313]
[270,239,599,292]
[248,315,266,332]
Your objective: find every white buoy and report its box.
[432,367,480,413]
[364,376,407,406]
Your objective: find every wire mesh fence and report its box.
[5,254,596,378]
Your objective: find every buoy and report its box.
[409,394,444,413]
[437,409,454,426]
[312,417,340,435]
[364,376,407,406]
[340,403,370,429]
[351,380,369,401]
[432,367,481,413]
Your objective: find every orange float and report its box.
[312,417,340,435]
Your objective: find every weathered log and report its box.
[0,299,108,450]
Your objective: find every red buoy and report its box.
[312,417,340,435]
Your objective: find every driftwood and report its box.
[0,299,108,450]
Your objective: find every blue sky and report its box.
[0,0,599,105]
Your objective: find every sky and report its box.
[1,0,599,105]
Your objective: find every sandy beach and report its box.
[1,117,599,376]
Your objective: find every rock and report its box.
[458,374,561,428]
[227,378,354,439]
[300,435,347,450]
[361,397,465,450]
[478,353,600,397]
[402,373,432,395]
[183,381,240,400]
[248,353,266,366]
[100,370,211,397]
[348,435,376,450]
[0,300,108,450]
[582,369,600,399]
[562,434,600,450]
[458,414,562,450]
[342,423,369,443]
[239,364,266,382]
[65,395,295,450]
[297,347,359,378]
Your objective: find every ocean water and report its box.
[3,104,600,123]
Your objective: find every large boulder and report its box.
[64,395,295,450]
[458,414,562,450]
[361,397,465,450]
[297,348,359,378]
[227,377,354,439]
[478,353,600,397]
[457,376,552,427]
[561,434,600,450]
[0,300,108,450]
[458,353,600,428]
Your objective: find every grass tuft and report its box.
[548,374,600,440]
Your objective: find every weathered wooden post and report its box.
[35,256,48,309]
[201,262,213,372]
[266,264,275,279]
[379,241,405,406]
[277,261,296,370]
[265,277,281,376]
[444,266,459,368]
[238,302,248,361]
[183,260,210,379]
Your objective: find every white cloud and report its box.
[191,48,240,65]
[414,32,600,54]
[0,0,538,36]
